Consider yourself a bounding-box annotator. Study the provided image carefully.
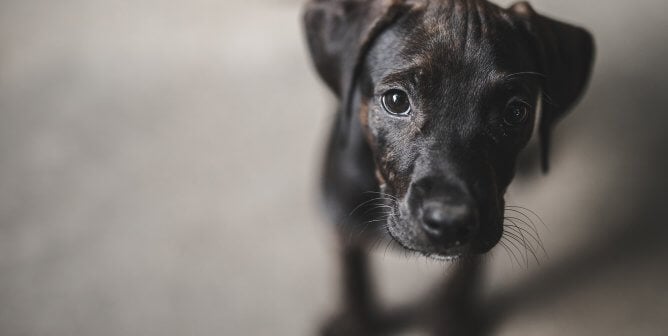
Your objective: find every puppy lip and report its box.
[386,214,491,258]
[425,253,464,262]
[425,244,476,258]
[386,220,477,260]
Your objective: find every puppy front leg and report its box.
[429,257,485,336]
[321,237,380,336]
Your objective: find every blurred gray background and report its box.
[1,0,667,335]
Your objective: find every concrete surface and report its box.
[1,0,667,335]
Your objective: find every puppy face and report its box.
[304,0,594,258]
[359,3,542,256]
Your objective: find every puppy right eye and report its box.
[381,89,411,116]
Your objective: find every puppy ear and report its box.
[303,0,419,140]
[510,2,595,173]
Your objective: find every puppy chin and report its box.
[385,214,501,259]
[385,216,474,260]
[421,244,478,260]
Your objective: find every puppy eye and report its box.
[381,89,411,116]
[503,100,530,126]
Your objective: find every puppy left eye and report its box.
[503,100,530,126]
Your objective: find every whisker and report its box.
[353,212,392,240]
[499,240,520,268]
[362,190,398,201]
[505,206,547,249]
[507,226,548,258]
[508,219,544,248]
[505,227,536,263]
[502,228,530,266]
[383,239,394,259]
[505,239,525,269]
[505,208,540,234]
[506,205,549,231]
[505,216,540,242]
[505,216,546,254]
[504,223,540,265]
[501,231,529,267]
[348,197,390,217]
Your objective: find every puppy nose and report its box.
[421,201,477,246]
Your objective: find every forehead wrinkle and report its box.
[410,0,508,56]
[379,66,424,87]
[399,0,512,87]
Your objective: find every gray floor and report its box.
[1,0,667,335]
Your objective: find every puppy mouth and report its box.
[383,209,501,260]
[387,232,473,261]
[378,185,500,259]
[384,215,479,260]
[422,253,466,262]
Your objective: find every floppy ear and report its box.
[510,2,595,173]
[303,0,420,140]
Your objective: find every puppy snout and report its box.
[420,200,478,246]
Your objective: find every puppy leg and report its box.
[321,238,380,336]
[429,257,486,336]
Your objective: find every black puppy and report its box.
[303,0,594,334]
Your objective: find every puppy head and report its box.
[304,0,594,258]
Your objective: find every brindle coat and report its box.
[303,1,594,334]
